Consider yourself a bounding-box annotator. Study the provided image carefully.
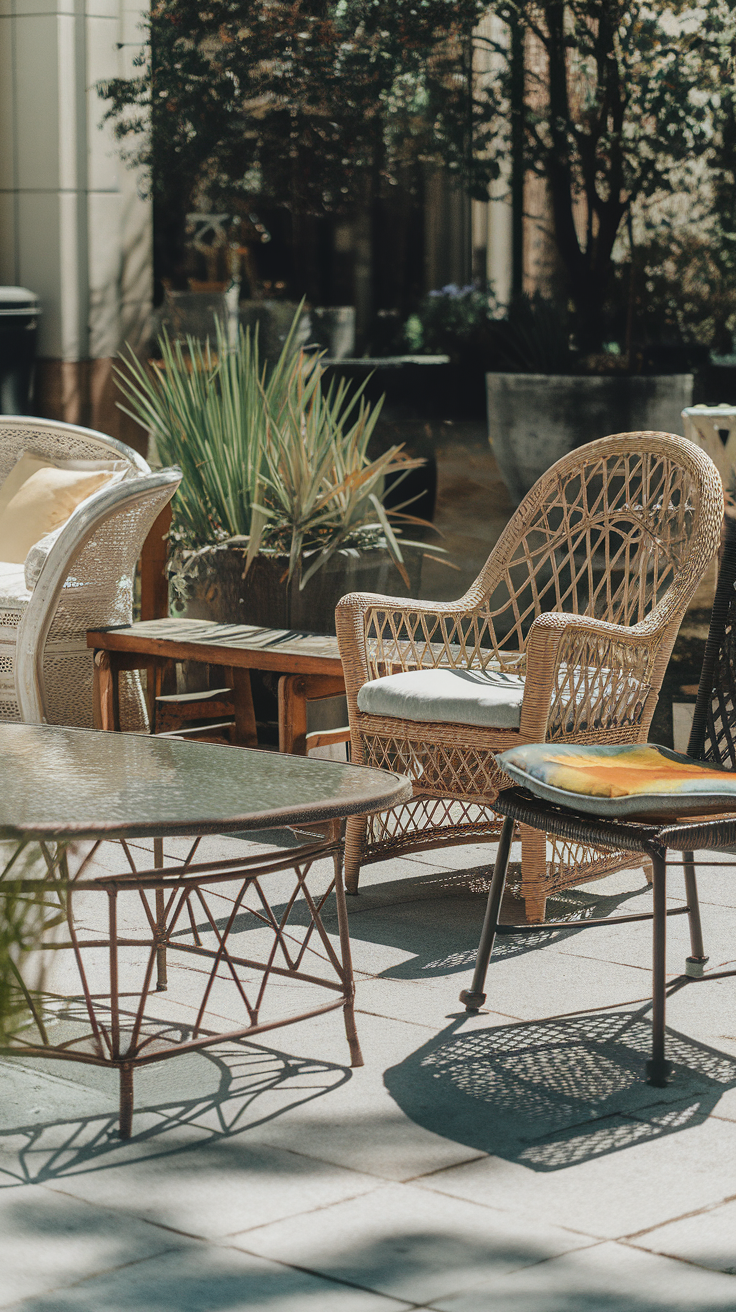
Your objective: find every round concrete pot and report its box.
[486,373,694,505]
[172,545,423,635]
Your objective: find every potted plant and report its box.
[116,315,433,633]
[474,0,733,502]
[485,295,696,504]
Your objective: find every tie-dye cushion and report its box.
[496,742,736,818]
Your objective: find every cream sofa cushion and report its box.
[356,667,527,729]
[0,451,51,513]
[0,450,131,511]
[0,466,116,564]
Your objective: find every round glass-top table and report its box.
[0,724,412,1136]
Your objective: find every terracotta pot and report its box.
[172,546,423,634]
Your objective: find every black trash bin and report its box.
[0,287,41,414]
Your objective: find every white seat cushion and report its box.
[357,668,526,730]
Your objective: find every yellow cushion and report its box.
[0,466,114,563]
[0,451,52,515]
[497,742,736,819]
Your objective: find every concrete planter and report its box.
[486,373,694,505]
[172,545,423,635]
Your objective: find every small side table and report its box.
[88,618,349,755]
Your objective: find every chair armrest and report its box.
[15,469,181,723]
[520,611,673,742]
[335,589,516,704]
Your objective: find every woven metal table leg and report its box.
[647,849,672,1086]
[460,814,514,1012]
[332,822,363,1067]
[683,851,709,977]
[154,836,167,991]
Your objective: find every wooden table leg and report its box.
[227,666,259,747]
[278,675,308,754]
[93,651,120,731]
[151,658,177,734]
[278,673,346,755]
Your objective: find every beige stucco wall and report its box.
[0,0,151,448]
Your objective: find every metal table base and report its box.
[5,822,361,1138]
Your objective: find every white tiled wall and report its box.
[0,0,152,361]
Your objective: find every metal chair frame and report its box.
[460,514,736,1086]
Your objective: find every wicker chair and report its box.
[0,416,181,730]
[336,431,724,919]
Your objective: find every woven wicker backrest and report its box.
[688,514,736,768]
[464,432,722,655]
[0,417,149,482]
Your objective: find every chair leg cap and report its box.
[685,956,708,978]
[459,989,486,1012]
[646,1060,675,1087]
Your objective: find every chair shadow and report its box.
[384,1008,736,1171]
[340,866,653,979]
[0,1034,350,1186]
[200,863,655,981]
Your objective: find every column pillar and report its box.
[0,0,151,450]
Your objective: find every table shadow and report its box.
[203,866,653,980]
[0,1035,350,1186]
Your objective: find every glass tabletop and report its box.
[0,724,412,841]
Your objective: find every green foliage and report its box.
[407,284,498,357]
[474,0,736,344]
[611,233,736,357]
[404,285,577,373]
[0,843,66,1045]
[98,0,492,281]
[115,311,428,588]
[487,294,578,374]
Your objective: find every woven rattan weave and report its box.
[0,417,180,730]
[336,431,724,919]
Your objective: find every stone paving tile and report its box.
[43,1133,382,1241]
[236,1010,488,1182]
[556,896,736,977]
[0,1183,186,1309]
[355,976,522,1028]
[13,1239,412,1311]
[423,1239,736,1310]
[235,1180,595,1307]
[5,830,736,1308]
[628,1196,736,1274]
[0,1059,116,1134]
[414,1107,736,1240]
[452,947,652,1020]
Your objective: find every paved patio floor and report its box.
[2,825,736,1310]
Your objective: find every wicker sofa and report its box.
[0,416,180,730]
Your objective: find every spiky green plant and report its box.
[0,842,66,1045]
[115,309,431,588]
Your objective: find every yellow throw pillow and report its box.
[0,452,51,516]
[0,467,114,563]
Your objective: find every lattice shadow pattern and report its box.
[385,1009,736,1171]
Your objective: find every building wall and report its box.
[0,0,151,449]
